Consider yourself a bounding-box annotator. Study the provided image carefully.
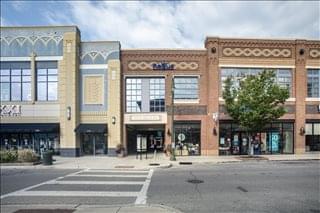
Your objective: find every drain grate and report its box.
[187,179,204,184]
[179,162,192,165]
[237,186,248,192]
[149,163,160,166]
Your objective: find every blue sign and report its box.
[152,62,175,70]
[268,132,279,152]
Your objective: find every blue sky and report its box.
[1,1,319,48]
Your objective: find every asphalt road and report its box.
[148,160,320,213]
[1,160,319,213]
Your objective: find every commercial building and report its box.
[0,26,121,156]
[1,25,319,156]
[121,38,320,156]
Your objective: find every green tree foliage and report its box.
[222,70,289,133]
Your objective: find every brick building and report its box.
[121,38,320,156]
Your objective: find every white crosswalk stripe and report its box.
[0,168,154,205]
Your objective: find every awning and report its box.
[0,123,59,133]
[75,124,107,134]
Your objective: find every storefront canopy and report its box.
[0,123,59,133]
[75,124,107,134]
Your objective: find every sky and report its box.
[1,1,319,48]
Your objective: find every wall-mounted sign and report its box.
[178,133,186,142]
[0,105,21,117]
[152,62,175,70]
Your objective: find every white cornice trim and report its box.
[174,99,200,104]
[218,64,295,69]
[80,64,108,69]
[306,98,320,102]
[0,57,30,61]
[306,66,320,69]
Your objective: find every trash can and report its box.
[42,151,53,165]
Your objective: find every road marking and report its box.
[135,169,154,205]
[0,170,85,200]
[6,191,140,197]
[84,170,149,173]
[48,180,145,185]
[72,174,147,178]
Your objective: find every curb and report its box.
[0,161,41,166]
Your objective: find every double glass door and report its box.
[81,133,106,155]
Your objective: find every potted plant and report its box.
[115,144,125,157]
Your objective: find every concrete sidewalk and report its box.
[1,152,319,170]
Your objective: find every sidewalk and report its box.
[1,152,319,170]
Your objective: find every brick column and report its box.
[294,40,307,154]
[205,38,220,155]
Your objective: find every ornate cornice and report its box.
[222,47,292,58]
[121,50,207,58]
[127,61,199,71]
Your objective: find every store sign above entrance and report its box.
[0,105,21,117]
[152,62,175,70]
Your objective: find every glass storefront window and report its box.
[306,122,320,151]
[219,122,294,155]
[174,122,201,156]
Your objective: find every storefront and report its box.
[0,123,60,154]
[75,124,108,155]
[219,121,294,155]
[126,124,165,154]
[174,121,201,156]
[305,121,320,152]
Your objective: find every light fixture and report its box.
[213,127,217,136]
[167,128,171,136]
[112,116,116,125]
[66,106,71,120]
[299,127,305,136]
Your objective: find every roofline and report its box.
[0,25,79,29]
[81,40,120,44]
[205,36,319,42]
[122,48,206,51]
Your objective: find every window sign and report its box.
[0,105,21,116]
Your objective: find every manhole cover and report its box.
[187,179,204,184]
[149,163,160,166]
[14,209,75,213]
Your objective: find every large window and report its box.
[126,77,165,113]
[36,62,58,101]
[0,62,31,101]
[220,68,292,96]
[174,77,199,100]
[306,122,320,151]
[126,78,142,112]
[150,78,165,112]
[307,69,320,98]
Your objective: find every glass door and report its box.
[95,134,106,155]
[239,133,249,155]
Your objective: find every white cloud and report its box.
[45,1,320,48]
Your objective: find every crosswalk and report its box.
[1,168,154,205]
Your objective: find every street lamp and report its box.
[170,77,176,161]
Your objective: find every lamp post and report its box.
[170,77,176,161]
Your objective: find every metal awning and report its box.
[74,124,107,134]
[0,123,59,133]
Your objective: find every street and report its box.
[1,160,319,213]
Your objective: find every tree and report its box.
[222,70,290,155]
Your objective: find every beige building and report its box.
[0,26,121,156]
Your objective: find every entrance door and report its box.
[81,133,106,155]
[239,133,249,155]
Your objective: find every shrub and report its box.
[17,149,39,162]
[0,150,18,163]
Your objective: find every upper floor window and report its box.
[150,78,165,112]
[174,77,199,100]
[220,68,292,96]
[307,69,320,98]
[0,62,31,102]
[36,61,58,101]
[126,78,142,112]
[126,77,165,113]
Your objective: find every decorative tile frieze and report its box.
[309,49,320,58]
[222,47,291,58]
[128,61,199,71]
